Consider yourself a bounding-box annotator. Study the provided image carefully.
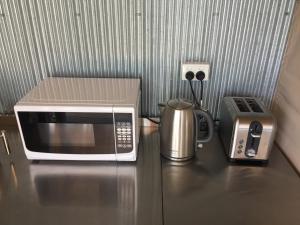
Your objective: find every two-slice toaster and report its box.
[219,97,276,162]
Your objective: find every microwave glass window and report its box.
[18,112,120,154]
[37,123,95,147]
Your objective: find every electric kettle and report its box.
[160,98,214,161]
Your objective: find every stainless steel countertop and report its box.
[1,125,300,225]
[162,135,300,225]
[0,126,162,225]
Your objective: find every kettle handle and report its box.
[193,109,214,144]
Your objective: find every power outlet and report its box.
[181,62,210,81]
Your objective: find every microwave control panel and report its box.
[114,113,133,153]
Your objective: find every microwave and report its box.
[14,77,141,161]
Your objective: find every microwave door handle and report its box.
[1,130,11,155]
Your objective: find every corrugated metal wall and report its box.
[0,0,295,117]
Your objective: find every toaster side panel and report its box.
[219,100,236,157]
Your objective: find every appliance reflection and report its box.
[29,161,138,224]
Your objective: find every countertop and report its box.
[1,125,300,225]
[0,126,162,225]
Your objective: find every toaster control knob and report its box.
[245,149,256,158]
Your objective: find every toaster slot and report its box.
[245,121,263,158]
[233,98,250,112]
[245,98,263,113]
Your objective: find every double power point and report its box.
[182,62,210,81]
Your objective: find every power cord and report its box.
[196,71,205,107]
[146,71,205,125]
[200,79,203,106]
[186,71,204,107]
[146,117,160,124]
[186,71,208,135]
[188,79,200,107]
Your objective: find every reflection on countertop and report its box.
[30,162,137,208]
[0,126,162,225]
[1,125,300,225]
[162,135,300,225]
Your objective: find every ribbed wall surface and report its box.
[0,0,295,117]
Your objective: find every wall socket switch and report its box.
[181,62,210,81]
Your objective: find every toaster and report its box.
[219,97,276,162]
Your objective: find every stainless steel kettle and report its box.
[160,98,214,161]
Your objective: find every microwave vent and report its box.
[245,98,263,113]
[233,98,250,112]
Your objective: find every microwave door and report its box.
[17,112,117,156]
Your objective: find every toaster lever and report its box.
[245,121,263,158]
[245,148,256,158]
[250,133,261,138]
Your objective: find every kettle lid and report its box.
[167,99,193,110]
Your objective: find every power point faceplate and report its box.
[182,62,210,81]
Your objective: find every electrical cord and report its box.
[188,79,200,107]
[200,79,203,106]
[146,75,205,125]
[146,117,160,124]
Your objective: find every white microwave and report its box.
[14,77,141,161]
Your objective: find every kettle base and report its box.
[160,153,194,161]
